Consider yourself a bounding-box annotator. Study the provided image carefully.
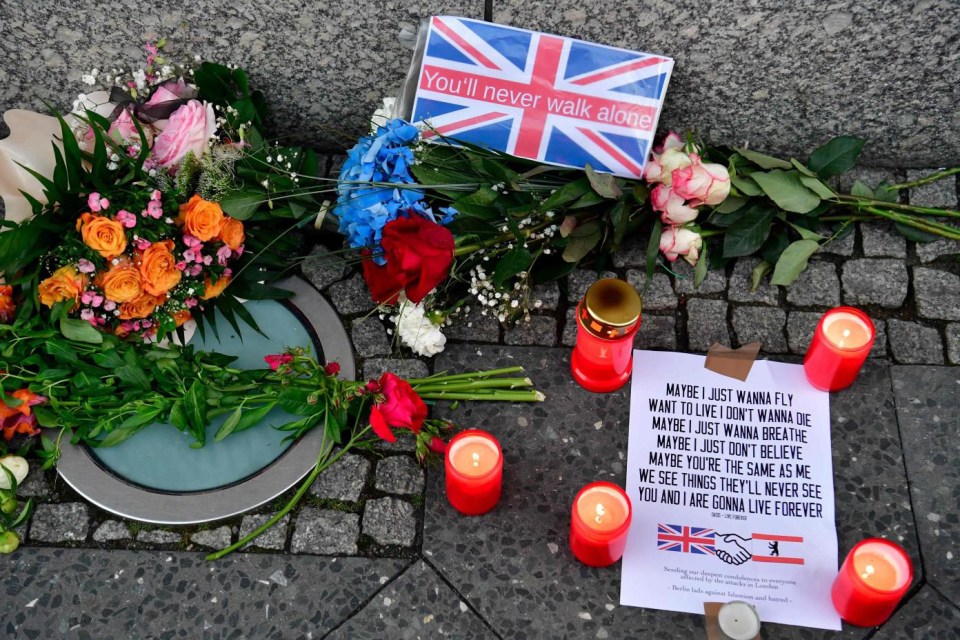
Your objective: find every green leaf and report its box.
[894,222,940,243]
[790,158,817,177]
[493,246,534,287]
[715,196,747,214]
[735,148,792,170]
[850,180,873,198]
[731,174,763,196]
[232,402,277,434]
[608,200,630,249]
[874,182,900,204]
[115,363,151,391]
[183,381,208,443]
[645,218,662,281]
[723,204,777,257]
[540,177,592,211]
[751,170,821,214]
[770,239,821,286]
[694,244,708,288]
[169,401,188,432]
[751,260,773,291]
[220,190,263,220]
[807,136,865,178]
[584,164,622,199]
[117,406,164,431]
[215,407,243,442]
[799,175,836,200]
[561,221,601,263]
[786,221,825,241]
[59,318,103,344]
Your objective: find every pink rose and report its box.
[109,108,146,142]
[672,159,731,206]
[653,131,685,154]
[151,100,217,169]
[659,226,703,266]
[651,185,699,225]
[145,80,198,131]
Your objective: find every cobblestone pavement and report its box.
[2,165,958,638]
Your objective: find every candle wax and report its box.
[853,549,907,591]
[576,486,629,533]
[449,438,499,477]
[823,312,873,349]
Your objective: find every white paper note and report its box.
[620,351,841,631]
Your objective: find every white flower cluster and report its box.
[467,262,542,323]
[392,297,447,357]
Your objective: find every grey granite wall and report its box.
[1,1,958,166]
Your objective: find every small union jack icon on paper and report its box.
[411,16,674,178]
[657,524,716,555]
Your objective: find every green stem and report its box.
[697,229,724,239]
[407,367,524,385]
[887,167,960,190]
[836,195,960,218]
[418,390,545,402]
[414,379,533,393]
[862,206,960,239]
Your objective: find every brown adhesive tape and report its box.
[704,342,762,382]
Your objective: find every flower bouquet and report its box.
[326,115,958,356]
[0,42,328,340]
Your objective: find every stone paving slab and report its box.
[891,366,960,604]
[871,586,960,640]
[327,561,496,639]
[0,548,406,638]
[425,345,922,639]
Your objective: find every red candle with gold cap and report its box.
[571,278,642,393]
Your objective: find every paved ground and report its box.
[1,164,958,638]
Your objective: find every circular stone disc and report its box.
[55,276,355,525]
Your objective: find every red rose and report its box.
[324,362,341,377]
[427,436,448,455]
[264,354,293,370]
[361,214,454,304]
[369,372,427,442]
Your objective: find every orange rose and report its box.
[79,212,127,259]
[139,241,182,296]
[118,292,166,320]
[218,217,245,250]
[179,195,224,242]
[0,285,14,322]
[172,310,193,327]
[38,266,87,308]
[95,262,143,303]
[202,275,231,300]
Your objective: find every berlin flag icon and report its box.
[410,16,674,179]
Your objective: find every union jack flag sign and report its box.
[411,17,674,179]
[657,524,716,555]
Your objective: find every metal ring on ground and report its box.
[55,276,355,525]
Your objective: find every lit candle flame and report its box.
[839,328,851,348]
[595,502,606,524]
[861,563,875,580]
[472,452,480,468]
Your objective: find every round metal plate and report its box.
[55,276,355,525]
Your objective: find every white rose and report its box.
[0,456,29,490]
[659,226,703,266]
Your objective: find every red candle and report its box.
[804,307,875,391]
[569,482,632,567]
[831,538,913,627]
[571,279,642,393]
[444,430,502,516]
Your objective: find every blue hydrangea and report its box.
[335,119,456,263]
